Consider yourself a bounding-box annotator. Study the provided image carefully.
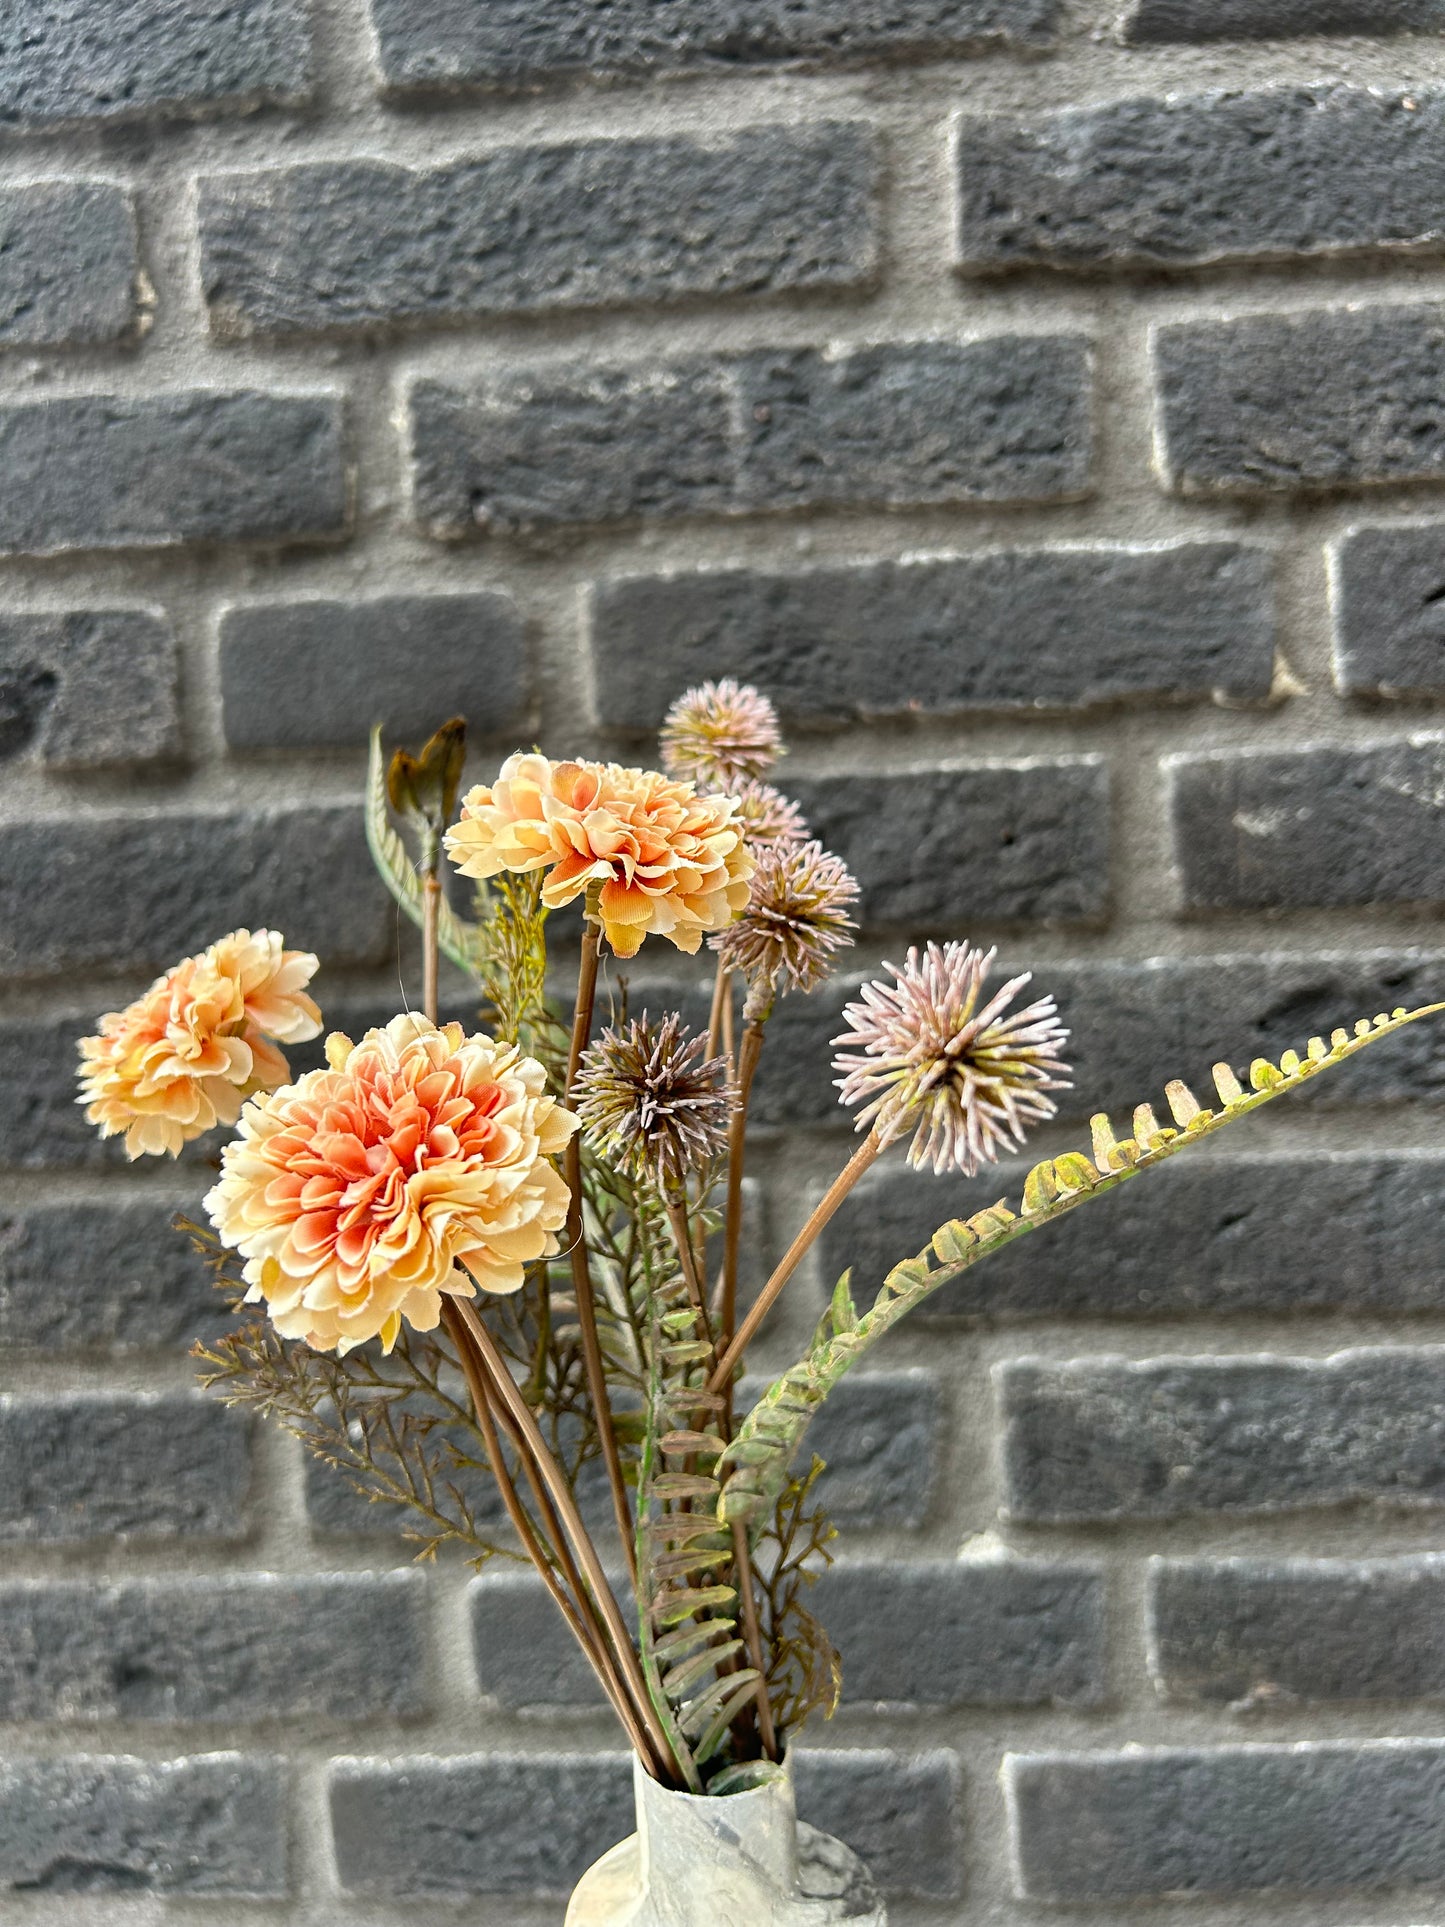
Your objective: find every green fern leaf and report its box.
[717,1001,1445,1527]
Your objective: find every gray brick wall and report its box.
[2,2,1445,1923]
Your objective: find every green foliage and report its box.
[755,1457,841,1738]
[365,724,482,975]
[635,1267,760,1792]
[717,1002,1445,1528]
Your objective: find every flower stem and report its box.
[440,1300,653,1762]
[564,912,637,1588]
[422,873,441,1025]
[455,1298,680,1782]
[707,1127,885,1395]
[717,1019,765,1354]
[731,1518,778,1761]
[705,958,732,1062]
[664,1194,712,1342]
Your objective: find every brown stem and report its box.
[440,1301,645,1755]
[731,1519,778,1761]
[422,873,441,1025]
[563,915,637,1586]
[705,958,731,1062]
[718,1020,765,1348]
[721,977,736,1074]
[707,1127,886,1396]
[664,1195,712,1342]
[455,1298,680,1783]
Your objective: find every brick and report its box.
[411,365,733,539]
[1006,1740,1445,1900]
[331,1749,958,1898]
[0,182,138,347]
[786,760,1109,929]
[1149,1555,1445,1705]
[792,1750,963,1899]
[330,1753,633,1895]
[201,127,878,340]
[591,542,1271,726]
[731,339,1090,512]
[0,1754,286,1896]
[0,609,178,768]
[370,0,1058,92]
[1168,738,1445,912]
[1154,306,1445,497]
[409,335,1085,538]
[801,1369,943,1529]
[824,1153,1445,1319]
[1043,950,1445,1120]
[811,1555,1104,1706]
[998,1348,1445,1524]
[0,390,347,556]
[0,1393,251,1543]
[469,1568,627,1710]
[0,1193,226,1349]
[958,87,1445,274]
[0,0,312,130]
[219,594,529,750]
[1123,0,1445,41]
[1331,521,1445,697]
[0,802,389,982]
[0,1574,424,1722]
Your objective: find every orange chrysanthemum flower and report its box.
[445,753,753,959]
[77,928,321,1159]
[203,1015,578,1355]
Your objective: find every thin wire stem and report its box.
[708,1127,886,1395]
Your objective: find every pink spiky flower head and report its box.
[660,679,783,792]
[733,779,809,853]
[832,942,1070,1176]
[711,839,858,998]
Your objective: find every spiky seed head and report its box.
[832,941,1070,1175]
[710,840,859,997]
[733,780,810,853]
[660,679,783,791]
[574,1013,731,1192]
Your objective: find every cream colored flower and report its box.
[77,929,321,1159]
[445,754,753,959]
[203,1015,578,1354]
[833,942,1070,1176]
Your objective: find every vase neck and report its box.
[633,1754,799,1896]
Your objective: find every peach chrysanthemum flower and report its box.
[833,942,1070,1176]
[203,1015,578,1355]
[77,929,321,1159]
[445,754,753,959]
[660,679,783,792]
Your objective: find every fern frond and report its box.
[365,725,481,977]
[717,1001,1445,1527]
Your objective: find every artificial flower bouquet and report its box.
[76,682,1441,1845]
